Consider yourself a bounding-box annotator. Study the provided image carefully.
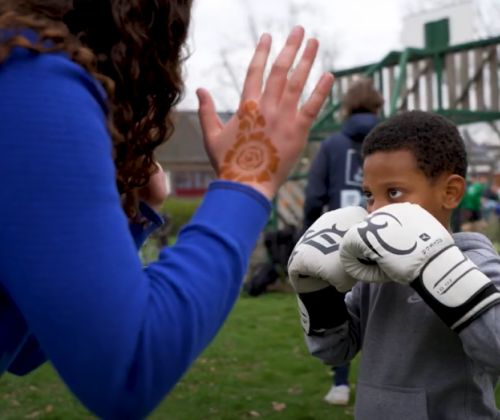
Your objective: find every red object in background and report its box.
[173,171,215,198]
[176,188,207,198]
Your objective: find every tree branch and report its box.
[213,0,339,110]
[219,49,243,98]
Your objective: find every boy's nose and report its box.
[369,200,389,213]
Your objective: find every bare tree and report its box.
[476,0,500,37]
[212,0,339,109]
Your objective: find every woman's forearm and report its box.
[0,51,269,420]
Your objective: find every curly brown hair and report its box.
[0,0,193,217]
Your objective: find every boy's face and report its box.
[362,150,465,227]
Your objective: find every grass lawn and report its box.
[0,294,357,420]
[2,292,500,420]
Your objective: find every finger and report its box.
[261,26,305,109]
[279,38,319,115]
[241,33,272,100]
[296,73,334,137]
[197,88,223,143]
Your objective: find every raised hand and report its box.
[197,26,334,199]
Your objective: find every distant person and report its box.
[302,78,383,405]
[480,181,500,229]
[0,2,333,418]
[462,174,484,231]
[303,78,383,229]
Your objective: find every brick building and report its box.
[156,111,233,197]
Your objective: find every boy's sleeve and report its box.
[458,245,500,375]
[304,283,362,366]
[128,202,165,250]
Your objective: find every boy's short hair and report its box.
[343,78,384,118]
[362,110,467,179]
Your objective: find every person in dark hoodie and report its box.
[303,78,383,405]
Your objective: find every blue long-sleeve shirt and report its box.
[0,46,271,419]
[6,201,164,377]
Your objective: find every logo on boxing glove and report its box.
[288,224,348,267]
[299,224,348,254]
[357,212,417,256]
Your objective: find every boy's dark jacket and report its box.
[306,232,500,420]
[303,112,379,230]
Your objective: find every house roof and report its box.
[156,110,233,163]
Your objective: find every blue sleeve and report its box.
[0,51,271,420]
[129,202,165,250]
[7,334,46,376]
[7,201,163,377]
[303,139,331,231]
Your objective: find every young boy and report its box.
[289,111,500,420]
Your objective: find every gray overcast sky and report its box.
[181,0,404,110]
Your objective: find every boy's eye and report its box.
[363,191,372,200]
[388,189,403,199]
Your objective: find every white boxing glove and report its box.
[287,206,368,336]
[340,202,500,332]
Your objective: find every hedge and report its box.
[162,197,202,235]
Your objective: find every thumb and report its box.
[197,88,223,143]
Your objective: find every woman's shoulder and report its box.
[0,41,112,156]
[0,40,108,115]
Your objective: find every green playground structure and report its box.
[267,18,500,231]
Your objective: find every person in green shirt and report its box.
[462,175,484,231]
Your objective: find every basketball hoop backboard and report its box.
[402,2,475,49]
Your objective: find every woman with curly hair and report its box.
[0,0,333,418]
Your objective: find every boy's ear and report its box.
[442,174,465,210]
